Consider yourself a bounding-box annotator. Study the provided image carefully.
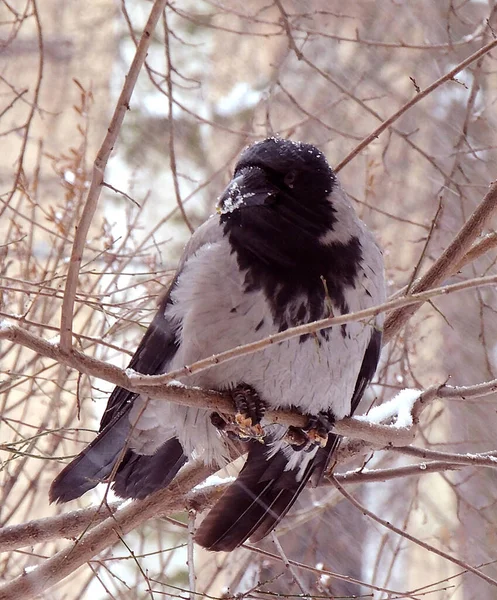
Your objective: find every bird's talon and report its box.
[285,426,308,449]
[216,383,267,441]
[307,428,328,448]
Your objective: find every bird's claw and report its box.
[210,384,266,441]
[285,411,335,451]
[306,428,329,448]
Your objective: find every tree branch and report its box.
[3,322,497,449]
[384,180,497,341]
[0,461,213,600]
[335,38,497,172]
[0,502,121,553]
[332,477,497,588]
[59,0,168,351]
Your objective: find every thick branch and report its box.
[0,502,120,553]
[2,325,497,447]
[0,457,477,555]
[384,180,497,341]
[0,461,213,600]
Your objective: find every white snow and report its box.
[167,379,186,388]
[47,334,60,345]
[24,565,38,574]
[356,388,422,429]
[63,170,75,184]
[216,82,263,117]
[194,473,235,491]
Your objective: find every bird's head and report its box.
[217,137,337,238]
[217,137,363,278]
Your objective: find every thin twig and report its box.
[163,7,194,233]
[335,38,497,171]
[271,531,311,598]
[333,477,497,588]
[59,0,168,351]
[384,180,497,341]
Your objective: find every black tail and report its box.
[194,433,340,552]
[112,438,186,499]
[49,415,130,503]
[50,417,186,504]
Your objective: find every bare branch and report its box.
[59,0,168,351]
[384,180,497,341]
[0,502,121,553]
[335,38,497,171]
[0,461,213,600]
[333,477,497,588]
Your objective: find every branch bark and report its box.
[0,502,120,553]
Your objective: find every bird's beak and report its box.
[216,167,277,215]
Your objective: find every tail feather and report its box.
[50,419,186,504]
[49,416,130,503]
[113,438,187,500]
[195,434,340,552]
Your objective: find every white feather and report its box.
[128,187,385,469]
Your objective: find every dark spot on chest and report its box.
[255,318,265,331]
[235,235,362,335]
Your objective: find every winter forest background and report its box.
[1,1,497,598]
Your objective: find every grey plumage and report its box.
[50,137,385,552]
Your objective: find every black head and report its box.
[218,138,339,270]
[218,137,336,230]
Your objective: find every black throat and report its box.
[223,212,363,333]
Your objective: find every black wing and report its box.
[49,285,183,503]
[99,288,179,430]
[350,328,382,415]
[50,218,222,503]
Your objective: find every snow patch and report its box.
[216,82,263,117]
[356,388,421,429]
[194,473,235,491]
[0,321,11,332]
[63,170,75,184]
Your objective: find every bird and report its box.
[50,136,385,552]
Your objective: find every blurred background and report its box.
[1,0,497,598]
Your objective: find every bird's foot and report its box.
[210,384,266,441]
[233,384,266,436]
[285,410,335,451]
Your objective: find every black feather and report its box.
[350,328,382,414]
[112,439,187,500]
[100,289,180,430]
[194,434,338,552]
[49,414,130,503]
[50,283,181,503]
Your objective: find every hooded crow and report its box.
[50,137,385,552]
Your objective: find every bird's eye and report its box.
[284,170,297,189]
